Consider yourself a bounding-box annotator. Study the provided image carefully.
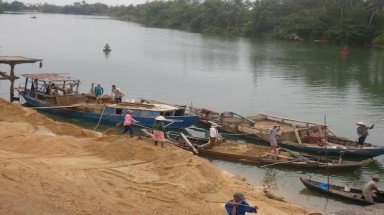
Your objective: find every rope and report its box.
[93,105,107,131]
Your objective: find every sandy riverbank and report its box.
[0,99,309,215]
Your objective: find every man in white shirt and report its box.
[362,175,381,203]
[209,123,219,148]
[269,123,280,156]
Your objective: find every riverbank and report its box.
[0,99,309,215]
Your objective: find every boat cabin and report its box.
[19,73,86,106]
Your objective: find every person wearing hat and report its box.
[269,123,280,156]
[122,110,138,137]
[152,116,166,147]
[209,123,220,148]
[362,175,382,203]
[225,192,258,215]
[356,121,374,148]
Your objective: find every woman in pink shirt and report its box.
[122,110,138,137]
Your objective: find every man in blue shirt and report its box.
[225,192,258,215]
[94,83,104,97]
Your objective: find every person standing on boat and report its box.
[152,116,166,147]
[225,192,258,215]
[122,110,137,137]
[209,123,220,148]
[94,83,104,97]
[112,85,124,103]
[356,121,374,148]
[269,123,280,156]
[362,175,382,203]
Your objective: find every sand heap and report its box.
[0,99,307,215]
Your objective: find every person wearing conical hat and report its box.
[356,121,374,148]
[153,116,166,147]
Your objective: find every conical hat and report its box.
[155,116,166,121]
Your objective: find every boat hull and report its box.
[23,97,198,129]
[280,142,384,158]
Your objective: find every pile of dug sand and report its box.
[0,99,308,215]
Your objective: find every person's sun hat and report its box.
[155,116,166,121]
[356,121,365,126]
[372,175,380,180]
[273,123,279,127]
[233,192,245,201]
[211,123,219,127]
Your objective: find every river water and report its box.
[1,12,384,214]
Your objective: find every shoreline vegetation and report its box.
[0,0,384,46]
[0,98,311,214]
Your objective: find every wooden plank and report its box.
[180,133,199,155]
[293,125,303,144]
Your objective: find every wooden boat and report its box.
[141,129,372,170]
[299,176,384,205]
[16,73,199,129]
[188,106,221,125]
[260,153,372,170]
[202,111,384,158]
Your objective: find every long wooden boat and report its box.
[260,153,372,170]
[193,110,384,158]
[299,176,384,205]
[16,73,199,129]
[141,129,372,170]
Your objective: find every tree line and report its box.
[1,0,384,46]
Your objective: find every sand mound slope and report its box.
[0,99,307,214]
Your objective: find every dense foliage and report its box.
[1,0,384,45]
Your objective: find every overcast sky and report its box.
[13,0,151,6]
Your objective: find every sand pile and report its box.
[0,99,308,215]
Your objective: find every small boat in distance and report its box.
[103,43,111,52]
[16,73,199,129]
[31,16,37,19]
[299,176,384,205]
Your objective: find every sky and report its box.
[12,0,151,6]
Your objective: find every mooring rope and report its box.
[93,105,107,131]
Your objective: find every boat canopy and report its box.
[0,56,42,64]
[21,73,80,82]
[108,103,183,112]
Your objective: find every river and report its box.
[1,12,384,214]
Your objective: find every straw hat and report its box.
[372,175,380,180]
[211,123,219,127]
[273,123,279,127]
[356,121,365,126]
[155,116,166,121]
